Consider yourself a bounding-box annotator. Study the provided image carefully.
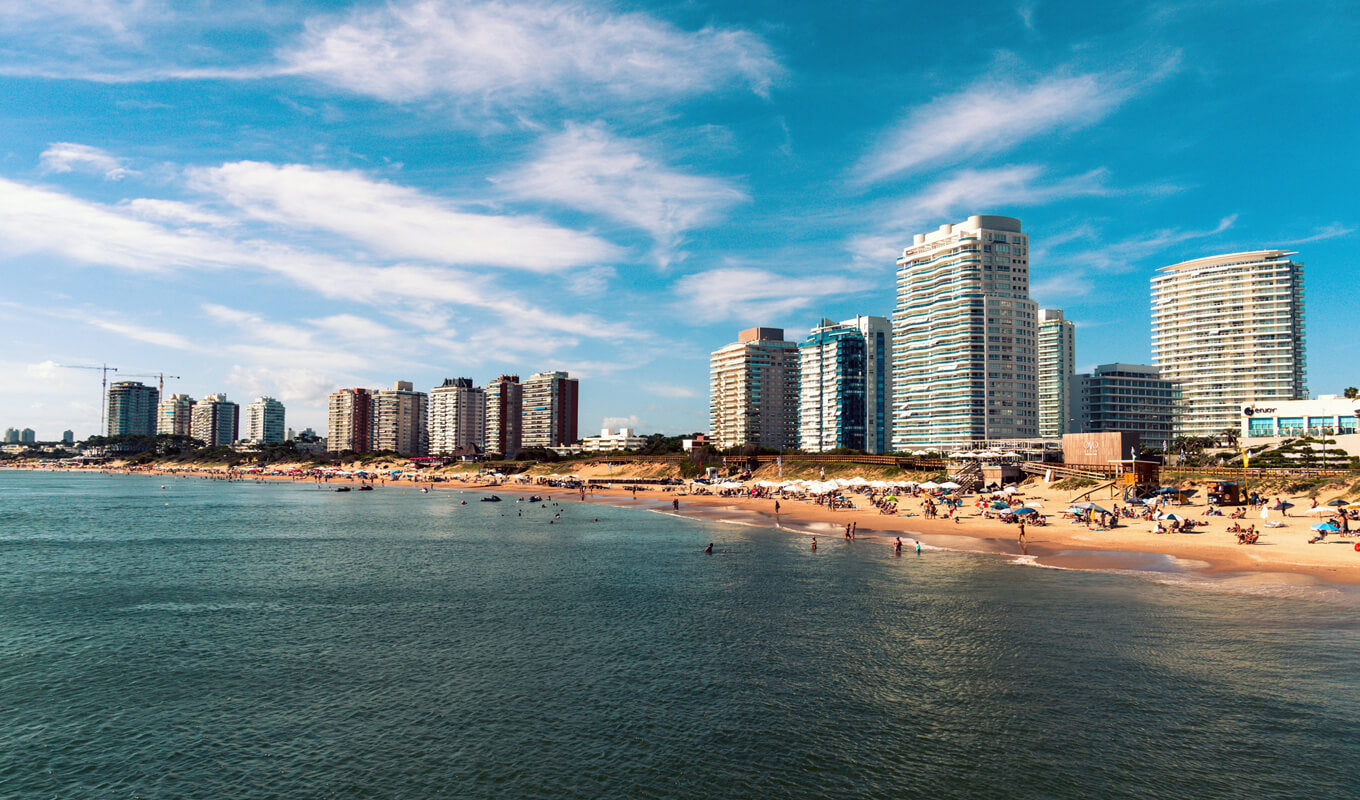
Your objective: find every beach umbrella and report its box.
[1075,503,1110,514]
[1312,522,1340,531]
[1013,507,1039,516]
[1272,500,1294,510]
[948,451,967,458]
[939,481,961,490]
[911,450,928,456]
[884,495,899,503]
[991,500,1010,509]
[1002,451,1021,458]
[918,481,940,490]
[1003,486,1018,494]
[1326,499,1348,506]
[1305,506,1337,515]
[1157,512,1185,521]
[1063,506,1086,515]
[1344,502,1360,510]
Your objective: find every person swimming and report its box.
[704,543,713,553]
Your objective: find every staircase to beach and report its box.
[949,461,984,494]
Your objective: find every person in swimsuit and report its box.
[704,543,713,553]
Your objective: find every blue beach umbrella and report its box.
[1013,507,1039,516]
[1312,522,1340,532]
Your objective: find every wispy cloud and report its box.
[673,266,873,322]
[854,65,1166,185]
[39,142,135,180]
[1031,215,1238,300]
[279,0,782,109]
[499,124,747,258]
[84,316,194,350]
[188,160,620,271]
[1279,222,1354,245]
[642,382,696,399]
[897,165,1112,222]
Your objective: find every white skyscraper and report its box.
[157,394,196,437]
[892,215,1038,450]
[798,315,893,453]
[244,396,286,444]
[1036,309,1076,438]
[429,378,486,454]
[1152,250,1306,439]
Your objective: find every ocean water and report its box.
[1,471,1358,799]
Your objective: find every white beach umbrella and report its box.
[1304,506,1337,515]
[947,452,967,458]
[911,450,928,456]
[939,481,961,490]
[1002,451,1021,458]
[918,481,941,490]
[848,476,870,486]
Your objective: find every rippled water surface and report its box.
[2,471,1359,799]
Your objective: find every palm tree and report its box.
[1344,386,1358,399]
[1219,428,1240,448]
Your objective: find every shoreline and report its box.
[16,464,1360,590]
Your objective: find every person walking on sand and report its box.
[775,500,780,515]
[1018,520,1026,547]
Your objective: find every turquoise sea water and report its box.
[2,470,1358,799]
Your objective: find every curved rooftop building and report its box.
[1151,250,1306,439]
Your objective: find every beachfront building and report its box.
[190,394,239,446]
[892,215,1039,451]
[62,430,74,445]
[430,378,485,454]
[1240,395,1360,438]
[156,394,195,437]
[580,427,648,453]
[710,327,800,450]
[1074,363,1175,449]
[374,381,428,455]
[1152,250,1306,439]
[1037,309,1077,438]
[486,375,523,457]
[20,428,35,443]
[522,371,579,449]
[106,380,159,437]
[797,315,893,453]
[328,388,375,454]
[243,396,286,444]
[2,428,16,443]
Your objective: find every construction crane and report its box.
[122,372,182,395]
[57,363,118,436]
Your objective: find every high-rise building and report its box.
[798,315,893,453]
[1037,309,1077,438]
[62,430,74,445]
[374,381,428,455]
[485,375,523,457]
[328,388,375,454]
[3,428,17,443]
[190,394,239,445]
[244,397,286,444]
[710,327,800,450]
[522,371,579,449]
[892,215,1038,450]
[1152,250,1306,438]
[106,380,159,437]
[430,378,486,454]
[20,428,35,444]
[156,394,196,437]
[1075,363,1176,449]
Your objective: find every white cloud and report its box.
[899,165,1111,221]
[123,198,233,227]
[672,266,873,322]
[1280,222,1354,245]
[500,124,747,254]
[602,414,642,430]
[642,382,696,398]
[0,177,228,272]
[279,0,781,107]
[227,365,338,412]
[39,142,134,180]
[84,317,194,350]
[856,69,1145,184]
[1031,215,1238,300]
[188,161,620,271]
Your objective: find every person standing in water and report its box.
[673,498,679,511]
[915,539,922,554]
[811,538,817,551]
[704,543,713,554]
[894,537,902,555]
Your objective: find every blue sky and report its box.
[1,0,1355,440]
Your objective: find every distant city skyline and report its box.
[0,0,1354,438]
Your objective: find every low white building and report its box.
[1240,395,1360,455]
[581,427,647,453]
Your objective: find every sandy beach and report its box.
[38,461,1359,587]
